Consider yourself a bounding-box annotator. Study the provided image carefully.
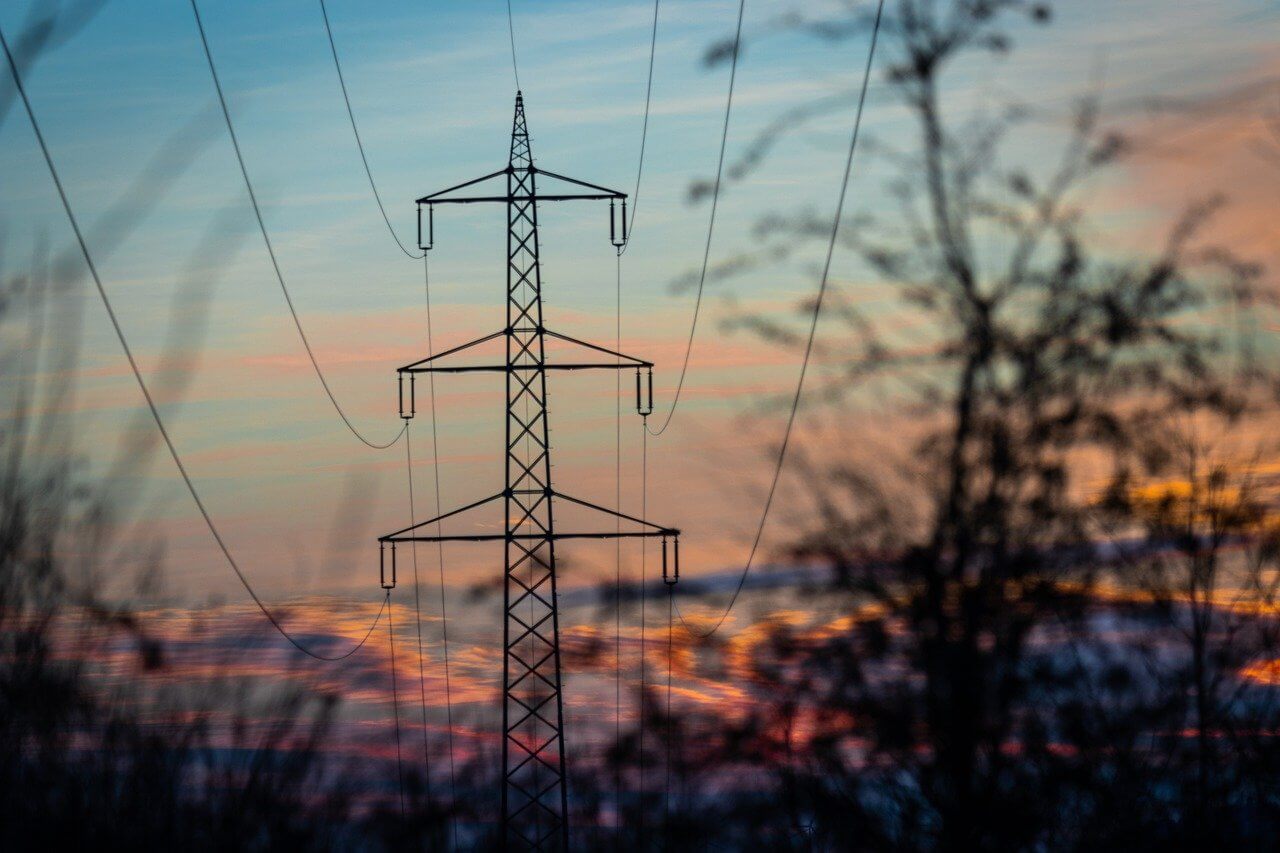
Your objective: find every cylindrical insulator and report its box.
[636,368,654,417]
[388,543,399,589]
[398,373,405,419]
[380,542,395,589]
[610,198,626,248]
[409,374,417,417]
[673,536,680,584]
[417,204,435,252]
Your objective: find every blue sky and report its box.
[2,0,1278,607]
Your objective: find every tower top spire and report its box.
[509,90,531,169]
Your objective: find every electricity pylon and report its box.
[378,92,681,852]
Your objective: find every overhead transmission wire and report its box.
[388,591,407,817]
[611,2,661,828]
[641,425,675,833]
[404,426,434,812]
[617,0,661,257]
[643,0,746,437]
[633,274,649,845]
[672,0,885,640]
[614,258,623,837]
[0,22,390,664]
[318,0,423,260]
[315,1,461,830]
[623,252,648,841]
[505,0,521,91]
[321,0,461,822]
[421,255,461,847]
[190,0,404,451]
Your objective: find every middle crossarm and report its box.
[398,328,653,373]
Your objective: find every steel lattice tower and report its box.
[379,93,681,851]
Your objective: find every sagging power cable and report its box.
[607,4,663,823]
[404,425,434,810]
[644,0,746,437]
[612,7,662,825]
[674,0,885,639]
[636,383,650,841]
[614,257,624,831]
[318,0,423,260]
[418,256,461,846]
[0,22,389,663]
[641,423,675,833]
[388,590,407,817]
[618,0,662,255]
[190,0,404,451]
[505,0,521,92]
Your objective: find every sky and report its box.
[2,0,1279,617]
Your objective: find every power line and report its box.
[610,0,666,794]
[615,7,663,826]
[637,419,649,842]
[388,590,406,817]
[644,0,746,437]
[642,424,673,834]
[618,0,662,255]
[420,255,461,847]
[674,0,885,639]
[404,425,434,811]
[0,22,389,664]
[318,0,424,260]
[317,8,458,817]
[189,0,404,451]
[615,256,623,833]
[663,495,674,833]
[665,581,674,832]
[611,2,664,817]
[505,0,521,92]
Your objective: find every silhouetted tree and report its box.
[0,7,370,849]
[639,1,1280,849]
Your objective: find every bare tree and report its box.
[647,1,1280,849]
[0,8,369,848]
